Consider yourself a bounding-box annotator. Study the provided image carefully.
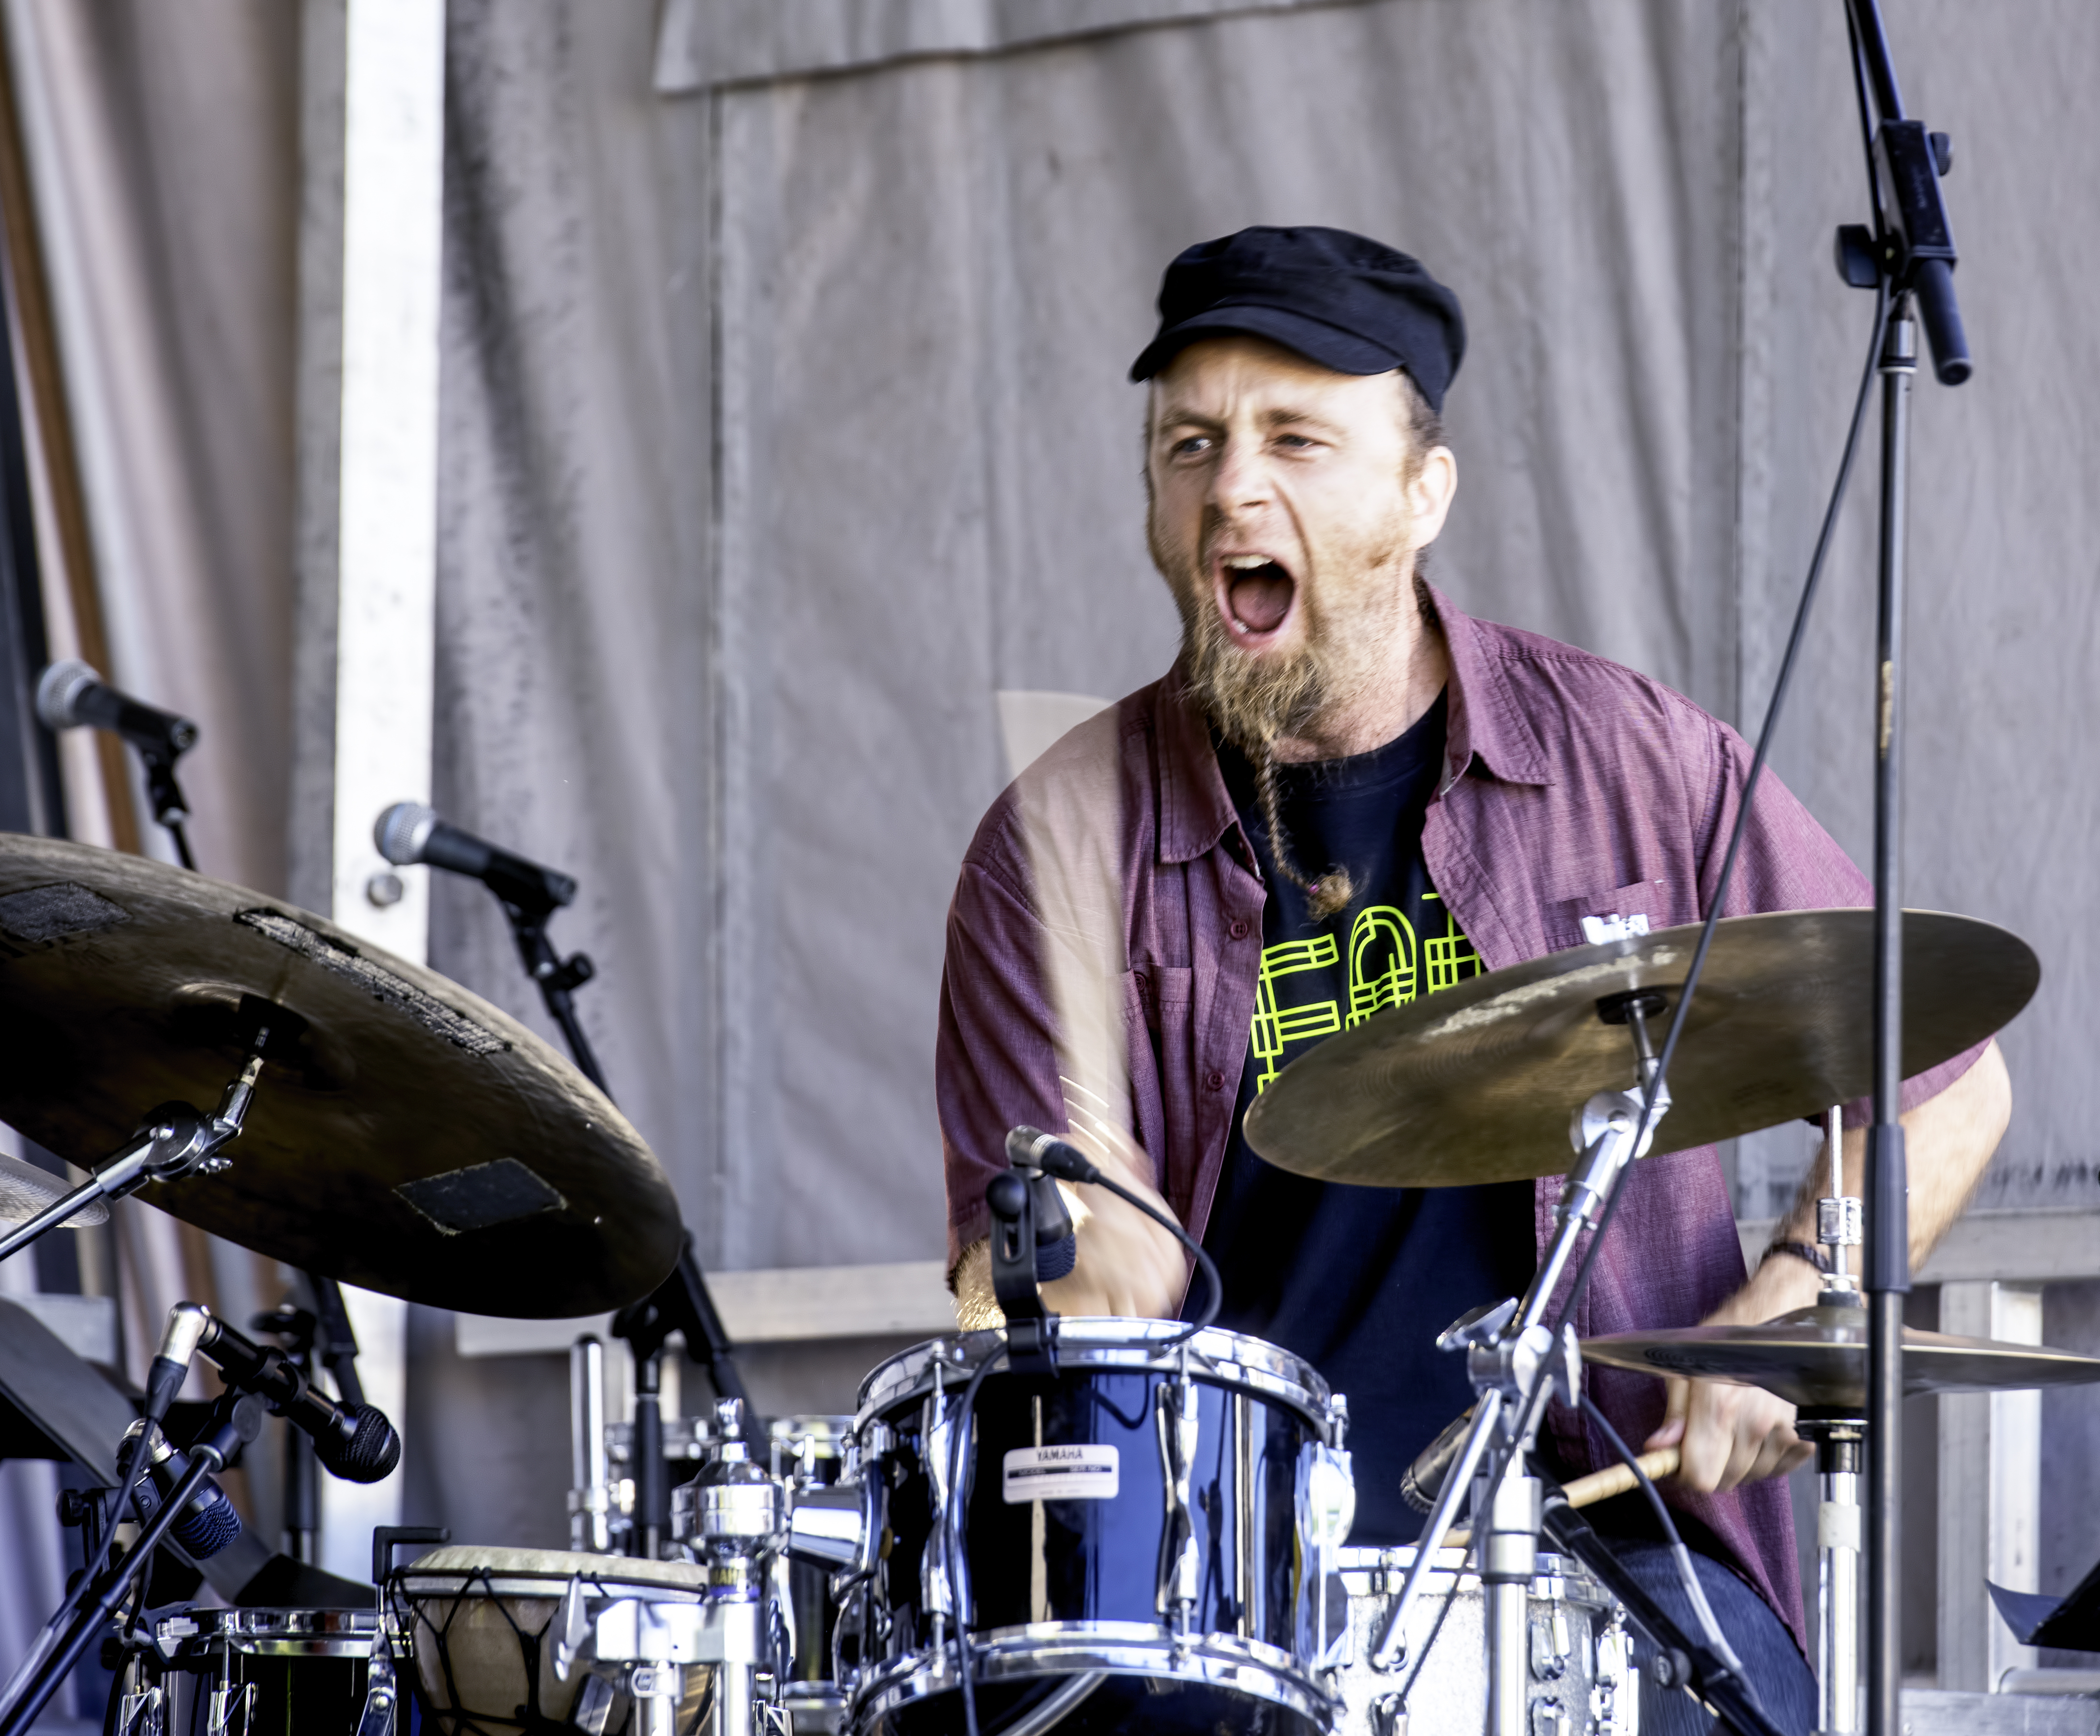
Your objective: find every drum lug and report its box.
[115,1683,167,1736]
[203,1680,255,1736]
[1369,1691,1409,1736]
[353,1632,398,1736]
[1154,1369,1202,1630]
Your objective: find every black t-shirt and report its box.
[1197,694,1540,1544]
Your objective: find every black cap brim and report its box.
[1129,303,1404,383]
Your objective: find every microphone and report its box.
[374,802,577,916]
[1004,1125,1223,1341]
[1401,1406,1476,1515]
[195,1313,402,1483]
[35,660,197,758]
[121,1421,242,1560]
[143,1303,211,1434]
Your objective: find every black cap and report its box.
[1129,226,1466,413]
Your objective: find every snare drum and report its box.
[1328,1544,1636,1736]
[843,1319,1353,1736]
[396,1545,713,1733]
[121,1607,380,1736]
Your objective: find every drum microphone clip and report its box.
[985,1165,1062,1375]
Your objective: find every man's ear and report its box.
[1409,444,1457,544]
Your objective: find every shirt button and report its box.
[1228,919,1250,940]
[1204,1071,1226,1092]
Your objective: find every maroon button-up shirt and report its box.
[936,585,1978,1649]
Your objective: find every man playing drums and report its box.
[935,225,2009,1729]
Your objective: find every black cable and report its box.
[942,1346,1005,1736]
[1576,1392,1759,1707]
[1013,1134,1222,1345]
[1559,278,1891,1329]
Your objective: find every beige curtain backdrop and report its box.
[4,0,2099,1648]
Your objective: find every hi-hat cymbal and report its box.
[1242,909,2037,1188]
[0,834,679,1317]
[1581,1304,2100,1409]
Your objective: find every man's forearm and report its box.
[1772,1039,2012,1268]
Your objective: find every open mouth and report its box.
[1216,553,1297,648]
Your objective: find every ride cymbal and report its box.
[1243,908,2037,1188]
[0,835,678,1317]
[1581,1304,2100,1409]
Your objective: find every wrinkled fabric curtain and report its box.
[4,0,2100,1640]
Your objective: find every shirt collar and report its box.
[1425,582,1555,790]
[1154,585,1553,866]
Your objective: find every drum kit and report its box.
[0,823,2085,1736]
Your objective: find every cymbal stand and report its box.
[1808,1103,1866,1736]
[1371,993,1668,1736]
[0,1016,273,1268]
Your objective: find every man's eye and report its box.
[1275,433,1317,450]
[1170,435,1213,456]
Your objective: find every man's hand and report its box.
[951,1122,1188,1328]
[1642,1040,2011,1491]
[1644,1251,1819,1491]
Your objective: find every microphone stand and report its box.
[472,856,753,1556]
[1836,5,1971,1730]
[0,1395,264,1736]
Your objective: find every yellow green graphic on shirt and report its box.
[1250,894,1483,1094]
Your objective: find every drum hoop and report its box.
[395,1572,706,1604]
[1332,1544,1607,1608]
[849,1622,1334,1728]
[155,1608,381,1660]
[856,1321,1334,1434]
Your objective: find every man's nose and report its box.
[1209,435,1273,514]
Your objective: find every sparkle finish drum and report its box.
[1327,1544,1637,1736]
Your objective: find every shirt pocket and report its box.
[1547,878,1668,952]
[1125,965,1194,1175]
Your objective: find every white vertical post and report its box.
[1938,1281,2043,1690]
[316,0,446,1586]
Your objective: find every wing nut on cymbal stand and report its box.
[1371,994,1668,1736]
[0,1005,277,1269]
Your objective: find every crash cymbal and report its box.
[1242,908,2036,1187]
[0,1149,104,1227]
[0,834,678,1317]
[1581,1304,2100,1409]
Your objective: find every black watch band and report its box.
[1762,1239,1832,1275]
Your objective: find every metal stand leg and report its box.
[1803,1417,1864,1736]
[1485,1473,1542,1736]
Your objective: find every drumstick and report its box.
[1439,1447,1680,1548]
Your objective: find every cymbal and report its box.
[1242,909,2036,1188]
[0,835,679,1317]
[0,1149,104,1226]
[1581,1304,2100,1409]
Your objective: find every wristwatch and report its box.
[1761,1239,1832,1274]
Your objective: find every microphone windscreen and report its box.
[171,1488,243,1559]
[319,1403,402,1483]
[374,802,438,867]
[34,660,98,731]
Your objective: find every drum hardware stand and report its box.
[1373,989,1668,1726]
[0,1395,264,1736]
[1366,990,1795,1736]
[570,1335,614,1551]
[0,1005,277,1270]
[1803,1103,1867,1736]
[552,1400,791,1736]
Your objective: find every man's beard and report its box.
[1172,588,1327,753]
